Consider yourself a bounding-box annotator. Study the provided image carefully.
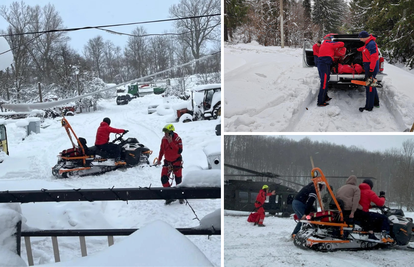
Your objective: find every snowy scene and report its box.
[0,0,220,264]
[224,42,414,132]
[224,0,414,132]
[224,135,414,266]
[0,91,221,266]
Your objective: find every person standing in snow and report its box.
[156,124,184,204]
[291,182,325,238]
[336,175,360,224]
[313,40,321,67]
[355,179,390,241]
[357,31,380,112]
[317,35,345,106]
[252,185,276,227]
[94,117,127,164]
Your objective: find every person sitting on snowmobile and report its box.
[291,182,325,238]
[355,179,390,240]
[336,175,360,224]
[94,117,128,164]
[251,185,276,227]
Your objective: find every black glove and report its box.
[124,130,129,134]
[379,191,385,198]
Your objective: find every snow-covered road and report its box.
[224,42,414,132]
[224,213,414,267]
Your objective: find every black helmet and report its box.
[103,117,111,125]
[362,179,373,190]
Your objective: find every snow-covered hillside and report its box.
[224,210,414,267]
[224,42,414,132]
[0,93,221,266]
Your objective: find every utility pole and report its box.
[280,0,284,48]
[38,82,42,102]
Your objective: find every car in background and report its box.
[116,94,131,105]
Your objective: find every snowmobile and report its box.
[293,167,414,252]
[52,118,152,178]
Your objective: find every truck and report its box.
[303,34,386,88]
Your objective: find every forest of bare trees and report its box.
[224,135,414,211]
[0,0,220,104]
[225,0,414,68]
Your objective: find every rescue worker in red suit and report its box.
[156,124,184,204]
[357,31,380,112]
[252,185,276,227]
[355,179,390,241]
[317,35,344,106]
[95,117,127,164]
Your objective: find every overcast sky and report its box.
[0,0,182,53]
[281,134,414,153]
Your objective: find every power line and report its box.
[0,13,221,37]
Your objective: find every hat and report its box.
[103,117,111,125]
[262,185,269,190]
[362,179,373,189]
[358,31,369,38]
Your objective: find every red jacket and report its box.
[158,132,183,162]
[357,35,379,72]
[313,43,320,56]
[254,189,272,208]
[318,41,345,61]
[358,183,385,212]
[95,122,124,145]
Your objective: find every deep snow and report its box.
[224,210,414,267]
[0,91,221,266]
[224,42,414,132]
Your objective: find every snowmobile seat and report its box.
[78,137,90,155]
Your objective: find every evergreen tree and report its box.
[302,0,311,21]
[383,0,414,68]
[312,0,346,36]
[348,0,372,33]
[224,0,249,41]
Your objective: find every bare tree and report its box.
[169,0,220,73]
[83,36,106,79]
[124,27,149,80]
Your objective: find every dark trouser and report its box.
[161,158,183,187]
[354,209,389,232]
[292,199,306,235]
[96,143,121,160]
[317,57,332,105]
[314,56,319,67]
[363,61,380,109]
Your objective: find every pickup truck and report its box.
[303,34,386,88]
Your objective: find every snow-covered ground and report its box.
[224,42,414,132]
[224,210,414,267]
[0,93,221,266]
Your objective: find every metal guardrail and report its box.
[0,186,221,203]
[6,186,221,266]
[17,227,220,266]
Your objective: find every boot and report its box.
[179,199,185,204]
[368,233,379,241]
[257,224,266,227]
[165,199,176,205]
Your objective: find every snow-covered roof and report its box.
[192,83,221,92]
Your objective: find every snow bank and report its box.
[180,169,221,187]
[0,204,27,267]
[198,209,221,231]
[42,220,213,267]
